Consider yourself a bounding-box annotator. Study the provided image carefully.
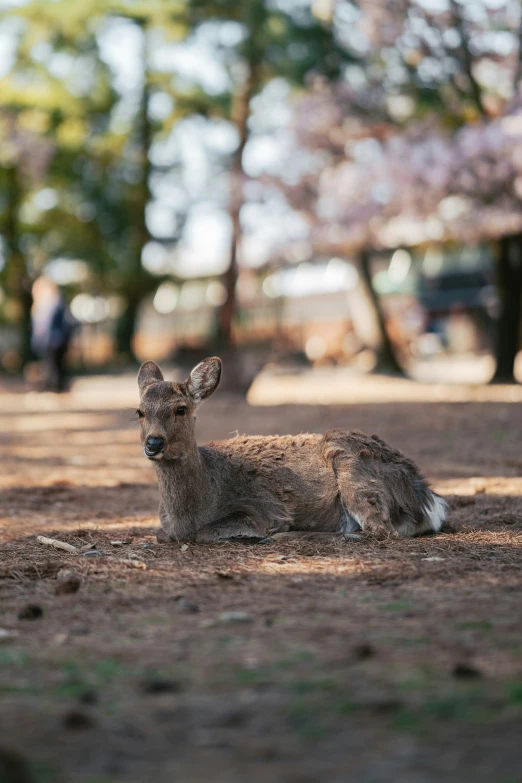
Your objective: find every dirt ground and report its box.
[1,370,521,783]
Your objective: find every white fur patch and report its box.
[424,493,447,532]
[341,510,362,533]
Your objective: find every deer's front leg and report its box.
[195,516,268,544]
[156,501,175,543]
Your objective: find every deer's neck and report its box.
[155,446,213,540]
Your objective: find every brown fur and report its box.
[137,358,446,543]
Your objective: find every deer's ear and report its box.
[187,357,222,405]
[138,361,164,393]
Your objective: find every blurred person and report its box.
[31,277,76,392]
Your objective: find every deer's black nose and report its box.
[145,436,165,455]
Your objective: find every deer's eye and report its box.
[176,406,187,417]
[136,409,145,419]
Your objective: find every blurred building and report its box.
[1,241,497,373]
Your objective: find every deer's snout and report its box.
[145,436,165,457]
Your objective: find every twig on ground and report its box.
[36,536,78,554]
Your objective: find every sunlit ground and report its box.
[249,354,522,405]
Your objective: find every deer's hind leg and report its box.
[336,469,394,539]
[323,429,443,539]
[323,431,396,539]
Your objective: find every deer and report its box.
[136,357,448,544]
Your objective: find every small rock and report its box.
[78,689,98,705]
[452,663,482,679]
[365,698,403,714]
[0,748,35,783]
[62,710,95,730]
[55,569,81,595]
[178,598,199,614]
[18,604,43,621]
[220,611,253,624]
[70,626,90,636]
[82,550,104,558]
[0,629,19,642]
[141,543,153,550]
[80,542,97,552]
[110,541,128,546]
[422,556,445,562]
[180,544,189,552]
[53,633,68,646]
[216,570,234,580]
[141,678,182,694]
[353,643,375,660]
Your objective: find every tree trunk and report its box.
[116,20,152,362]
[492,233,522,383]
[116,294,140,360]
[216,71,257,348]
[217,207,241,346]
[358,250,404,375]
[4,164,33,369]
[216,0,266,348]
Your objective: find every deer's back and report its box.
[201,433,343,531]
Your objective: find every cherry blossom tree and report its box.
[278,0,522,380]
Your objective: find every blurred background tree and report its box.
[173,0,355,347]
[279,0,522,379]
[0,0,520,382]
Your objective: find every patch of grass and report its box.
[235,668,272,687]
[333,697,361,715]
[272,649,316,669]
[507,680,522,706]
[381,601,414,613]
[393,708,421,733]
[393,687,499,734]
[286,699,328,740]
[396,637,428,647]
[0,648,30,667]
[456,620,493,631]
[0,683,39,694]
[55,658,127,699]
[93,658,125,680]
[289,677,336,695]
[78,777,116,783]
[398,674,432,693]
[234,650,317,688]
[30,761,62,783]
[56,662,91,699]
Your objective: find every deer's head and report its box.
[136,357,222,460]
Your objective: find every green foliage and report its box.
[0,0,355,361]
